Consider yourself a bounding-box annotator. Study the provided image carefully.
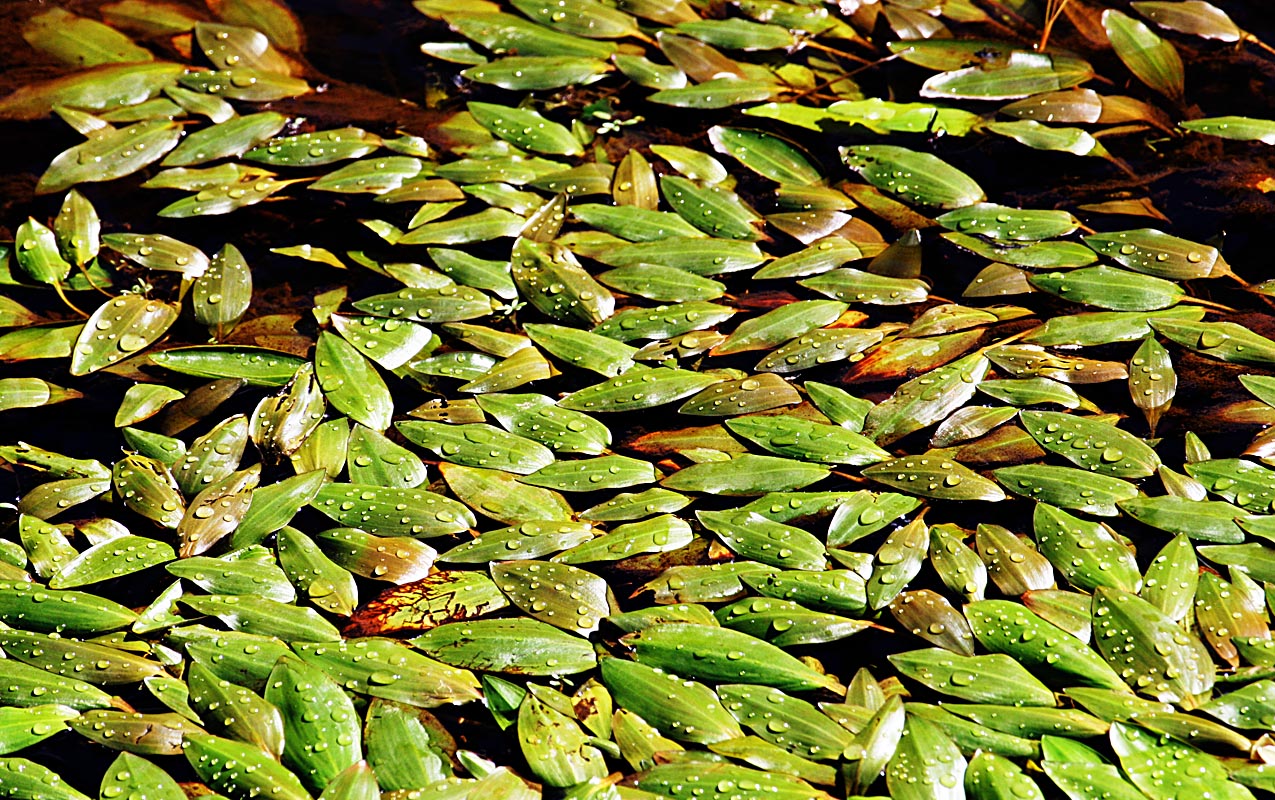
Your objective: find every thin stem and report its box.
[1038,0,1072,52]
[1246,33,1275,58]
[75,260,114,298]
[51,281,89,318]
[1180,296,1237,313]
[978,327,1033,354]
[802,40,873,66]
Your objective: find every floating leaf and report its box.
[863,456,1006,502]
[600,657,742,744]
[841,144,984,209]
[1103,9,1185,101]
[37,120,182,195]
[1091,588,1214,704]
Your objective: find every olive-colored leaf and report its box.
[491,560,609,634]
[841,144,984,209]
[863,455,1006,502]
[182,594,341,642]
[1103,9,1185,101]
[38,120,182,195]
[70,294,179,376]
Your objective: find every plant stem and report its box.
[1038,0,1072,52]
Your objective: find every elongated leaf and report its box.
[1104,9,1185,101]
[841,144,984,209]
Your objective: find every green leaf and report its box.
[520,455,655,491]
[1019,411,1160,477]
[863,353,990,446]
[363,699,452,790]
[50,535,174,589]
[713,300,846,355]
[1029,266,1183,311]
[595,236,766,275]
[491,560,609,634]
[517,693,606,788]
[661,175,764,240]
[1091,588,1214,704]
[1109,722,1252,800]
[311,482,476,536]
[0,629,164,685]
[15,217,71,285]
[798,268,929,305]
[967,599,1127,690]
[987,120,1102,156]
[1120,495,1246,543]
[708,127,821,185]
[841,144,984,209]
[310,156,423,194]
[725,416,889,465]
[398,421,554,474]
[966,751,1044,800]
[184,733,311,800]
[718,684,851,759]
[943,233,1098,269]
[511,238,614,325]
[936,203,1079,241]
[162,111,287,167]
[1150,319,1275,367]
[315,331,394,431]
[1181,115,1275,144]
[627,623,837,691]
[921,51,1093,100]
[183,594,341,642]
[1103,9,1185,101]
[863,455,1006,502]
[1083,228,1221,280]
[593,301,735,343]
[463,56,612,89]
[442,463,573,524]
[648,78,779,109]
[890,647,1055,705]
[37,120,182,195]
[265,656,361,791]
[560,367,725,412]
[193,244,253,331]
[994,465,1138,516]
[575,205,706,243]
[1022,307,1205,348]
[698,509,827,570]
[277,527,358,616]
[757,327,885,373]
[663,454,829,495]
[469,102,583,156]
[414,618,597,675]
[150,346,305,386]
[476,393,610,455]
[634,762,828,800]
[1185,458,1275,511]
[886,716,966,800]
[449,10,620,56]
[600,657,743,744]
